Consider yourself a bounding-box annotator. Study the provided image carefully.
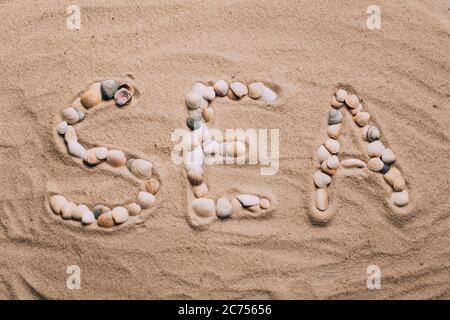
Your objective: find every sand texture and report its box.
[0,0,449,299]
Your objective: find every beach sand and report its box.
[0,0,449,299]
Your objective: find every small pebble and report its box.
[193,183,208,198]
[367,141,385,158]
[335,89,348,102]
[381,148,396,164]
[367,157,384,171]
[324,138,340,154]
[98,211,114,228]
[216,198,234,219]
[111,207,129,225]
[391,190,409,207]
[315,188,328,211]
[127,202,142,216]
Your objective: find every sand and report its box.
[0,0,449,299]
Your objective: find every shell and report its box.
[187,169,204,186]
[226,141,245,157]
[341,159,366,168]
[350,103,363,116]
[93,205,110,219]
[111,207,129,225]
[335,89,348,102]
[259,87,277,103]
[383,167,405,191]
[203,140,220,155]
[93,147,108,160]
[367,157,384,171]
[193,183,208,198]
[81,211,95,225]
[367,141,385,157]
[324,138,340,154]
[106,149,126,167]
[49,195,68,214]
[314,170,332,188]
[118,83,135,96]
[362,126,381,142]
[236,194,260,207]
[381,148,396,164]
[186,115,202,130]
[185,92,203,110]
[72,204,89,221]
[137,191,155,209]
[230,82,248,98]
[97,211,114,228]
[75,108,85,122]
[216,198,233,219]
[326,155,340,170]
[83,149,102,166]
[328,109,343,125]
[391,190,409,207]
[191,198,215,218]
[114,88,132,106]
[315,188,329,211]
[127,159,153,179]
[202,107,214,122]
[355,112,370,127]
[248,82,265,99]
[61,201,77,220]
[231,198,244,213]
[192,82,206,95]
[321,160,336,176]
[100,79,119,100]
[57,121,68,135]
[317,145,332,163]
[330,95,343,109]
[203,86,216,101]
[260,198,271,209]
[67,141,86,159]
[145,178,160,194]
[247,204,261,213]
[80,89,101,109]
[345,94,359,108]
[127,203,141,216]
[62,107,80,125]
[64,126,77,142]
[213,80,229,97]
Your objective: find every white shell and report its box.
[191,198,215,217]
[345,94,359,108]
[315,188,329,211]
[192,82,206,95]
[111,207,129,224]
[57,121,68,135]
[341,159,366,168]
[248,82,265,99]
[391,190,409,207]
[81,211,95,225]
[314,170,332,188]
[203,86,216,101]
[216,198,234,219]
[137,191,155,209]
[259,87,277,103]
[62,107,80,125]
[127,159,153,179]
[355,112,370,127]
[193,183,208,198]
[327,124,341,139]
[236,194,260,207]
[94,147,108,160]
[61,201,77,220]
[317,145,331,163]
[106,149,126,167]
[127,203,142,216]
[324,139,340,154]
[213,80,228,97]
[367,141,385,158]
[335,89,348,102]
[330,95,343,109]
[185,92,203,110]
[84,149,102,166]
[381,148,396,164]
[67,140,86,159]
[72,204,89,221]
[326,155,340,170]
[64,126,77,142]
[230,82,248,98]
[49,195,68,214]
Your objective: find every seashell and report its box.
[81,89,101,109]
[231,198,244,213]
[192,82,206,95]
[367,141,385,158]
[328,109,343,125]
[202,107,214,122]
[185,92,203,110]
[145,178,160,194]
[187,168,204,186]
[226,141,245,157]
[321,160,336,176]
[259,87,277,103]
[381,148,396,164]
[191,198,216,218]
[93,205,110,219]
[114,88,132,106]
[72,204,89,221]
[380,163,390,175]
[64,126,77,142]
[367,157,384,171]
[315,188,328,211]
[203,139,220,155]
[106,149,126,167]
[126,159,153,179]
[111,207,129,225]
[203,86,216,101]
[248,82,265,99]
[314,170,332,188]
[186,114,202,130]
[236,194,260,207]
[81,211,95,225]
[100,79,119,100]
[83,149,102,166]
[49,195,68,214]
[67,140,86,159]
[93,147,108,160]
[118,83,135,96]
[137,191,155,209]
[335,89,348,102]
[213,80,229,97]
[362,125,381,142]
[350,103,363,116]
[216,198,233,219]
[127,203,141,216]
[260,198,271,209]
[341,158,366,168]
[383,167,405,191]
[326,155,339,170]
[330,95,343,109]
[230,82,248,98]
[57,121,68,135]
[317,145,332,163]
[355,112,370,127]
[97,211,114,228]
[391,190,409,207]
[324,138,340,154]
[62,107,80,125]
[345,94,359,109]
[247,204,261,213]
[193,183,208,198]
[61,201,77,220]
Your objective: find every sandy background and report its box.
[0,0,449,299]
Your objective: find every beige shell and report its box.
[345,94,359,108]
[259,87,277,103]
[192,82,206,95]
[114,88,132,106]
[248,82,265,99]
[106,149,126,167]
[326,155,340,170]
[62,107,80,125]
[111,207,129,225]
[367,157,384,171]
[202,107,214,122]
[61,201,77,220]
[64,126,77,142]
[193,183,208,198]
[187,168,204,186]
[213,80,229,97]
[57,121,68,135]
[127,203,142,216]
[321,161,336,176]
[73,204,89,221]
[145,178,160,194]
[350,103,363,116]
[191,198,216,218]
[381,148,396,164]
[127,159,153,179]
[315,188,329,211]
[236,194,260,207]
[383,167,405,191]
[93,147,108,160]
[49,195,68,214]
[367,141,385,158]
[118,83,135,96]
[330,95,343,109]
[260,198,271,209]
[98,211,114,228]
[355,112,370,127]
[230,82,248,98]
[391,190,409,207]
[335,89,348,102]
[203,86,216,101]
[185,92,203,110]
[137,191,156,209]
[341,158,366,168]
[80,89,101,109]
[324,138,340,154]
[216,198,233,219]
[317,145,332,163]
[84,149,102,166]
[81,211,95,225]
[67,140,86,159]
[314,170,332,188]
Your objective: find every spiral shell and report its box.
[106,149,126,167]
[213,80,229,97]
[137,191,155,209]
[114,88,132,106]
[100,79,119,100]
[81,89,101,109]
[363,126,381,142]
[328,109,343,125]
[126,159,153,179]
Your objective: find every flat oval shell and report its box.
[61,201,76,220]
[127,159,153,179]
[230,82,248,98]
[355,112,370,127]
[137,191,155,209]
[367,157,384,171]
[62,107,80,125]
[145,178,160,194]
[367,141,385,158]
[213,80,229,97]
[203,86,216,101]
[315,188,328,211]
[100,79,119,100]
[187,169,204,186]
[127,203,142,216]
[317,145,331,163]
[335,89,348,102]
[186,115,202,130]
[236,194,260,207]
[202,107,214,122]
[93,205,110,219]
[67,141,86,159]
[81,211,95,225]
[49,195,68,214]
[111,207,129,225]
[106,150,126,167]
[216,198,233,219]
[326,155,340,170]
[341,159,366,168]
[314,170,332,188]
[328,109,343,125]
[193,183,208,198]
[260,198,271,209]
[191,198,215,218]
[345,94,359,108]
[324,138,340,154]
[248,82,265,99]
[259,87,277,102]
[330,95,343,108]
[94,147,108,160]
[185,92,202,110]
[381,148,396,164]
[57,121,68,135]
[64,126,77,142]
[73,204,89,221]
